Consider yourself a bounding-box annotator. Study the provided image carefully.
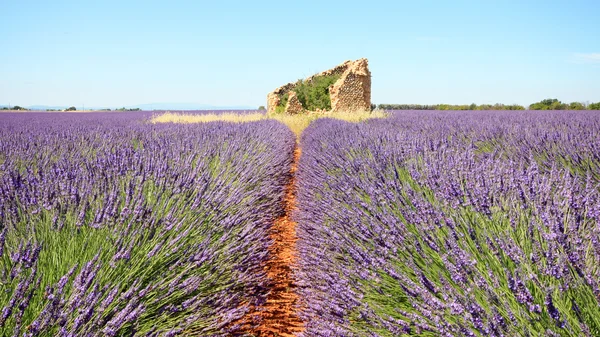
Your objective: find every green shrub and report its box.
[275,92,289,114]
[294,74,341,111]
[274,74,341,114]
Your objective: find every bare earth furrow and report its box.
[237,147,304,336]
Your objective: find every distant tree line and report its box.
[377,103,526,110]
[2,105,147,112]
[528,98,600,110]
[1,106,28,111]
[2,106,146,112]
[379,99,600,111]
[115,107,141,111]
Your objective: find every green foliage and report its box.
[275,92,289,114]
[65,106,77,111]
[589,102,600,110]
[12,105,27,111]
[569,102,585,110]
[293,74,341,111]
[274,74,341,114]
[529,98,568,110]
[257,105,266,111]
[541,98,560,106]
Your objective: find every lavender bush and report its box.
[0,112,295,336]
[295,111,600,336]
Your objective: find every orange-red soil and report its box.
[235,147,304,336]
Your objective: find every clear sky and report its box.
[1,0,599,108]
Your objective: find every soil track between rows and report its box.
[236,146,304,336]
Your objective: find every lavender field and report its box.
[295,111,600,336]
[1,110,600,336]
[0,112,295,335]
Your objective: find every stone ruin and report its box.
[267,58,371,114]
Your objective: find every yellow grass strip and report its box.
[150,110,388,136]
[270,110,388,136]
[150,112,266,124]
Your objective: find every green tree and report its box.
[569,102,585,110]
[66,106,77,111]
[529,98,566,110]
[550,101,567,110]
[589,102,600,110]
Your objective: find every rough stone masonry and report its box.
[266,58,371,114]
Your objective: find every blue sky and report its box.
[1,0,599,108]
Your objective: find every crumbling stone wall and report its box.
[329,58,371,113]
[267,58,371,114]
[285,91,304,114]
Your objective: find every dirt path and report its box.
[236,147,304,336]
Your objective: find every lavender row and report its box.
[0,113,296,336]
[295,111,600,336]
